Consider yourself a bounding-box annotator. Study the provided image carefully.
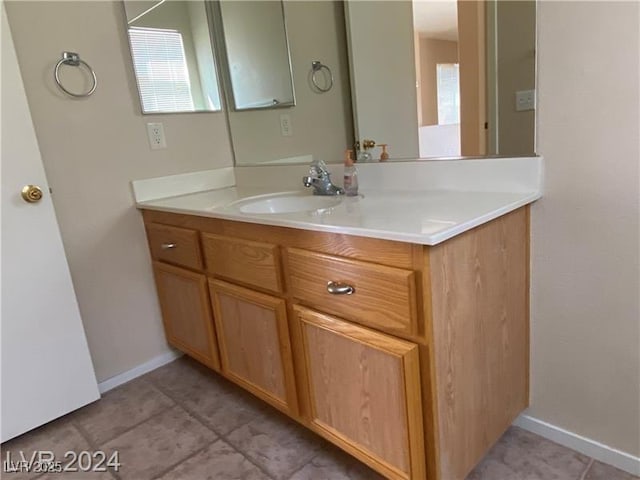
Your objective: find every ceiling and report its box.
[412,0,458,42]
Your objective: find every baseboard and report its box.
[97,350,183,394]
[514,414,640,476]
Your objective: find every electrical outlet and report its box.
[279,114,292,137]
[146,122,166,149]
[515,90,535,112]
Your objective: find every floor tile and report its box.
[226,410,324,480]
[290,444,385,480]
[155,439,269,480]
[71,378,174,445]
[1,417,92,480]
[466,426,591,480]
[584,460,639,480]
[101,405,216,480]
[146,357,264,435]
[37,469,116,479]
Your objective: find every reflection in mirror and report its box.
[227,1,353,166]
[121,1,536,163]
[217,1,295,110]
[228,0,536,165]
[347,0,536,161]
[124,1,222,113]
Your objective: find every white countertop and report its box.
[133,157,543,245]
[137,186,539,245]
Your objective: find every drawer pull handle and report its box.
[161,243,176,250]
[326,281,355,295]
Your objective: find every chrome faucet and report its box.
[302,160,344,196]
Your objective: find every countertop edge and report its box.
[136,191,541,246]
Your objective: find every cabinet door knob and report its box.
[326,281,355,295]
[161,243,176,250]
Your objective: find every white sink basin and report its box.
[233,191,342,214]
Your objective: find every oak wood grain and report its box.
[287,248,418,337]
[141,209,415,268]
[429,207,529,480]
[152,262,219,370]
[294,306,425,480]
[202,233,282,293]
[141,205,532,480]
[146,223,203,271]
[209,279,298,415]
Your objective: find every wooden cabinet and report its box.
[202,233,283,294]
[147,223,203,270]
[142,207,530,480]
[152,262,220,370]
[294,306,425,480]
[209,279,298,415]
[287,248,418,336]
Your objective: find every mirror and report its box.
[123,0,296,114]
[122,0,536,163]
[217,1,295,110]
[124,1,223,113]
[225,1,353,166]
[230,0,536,164]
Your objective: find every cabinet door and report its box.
[209,279,298,415]
[294,306,425,480]
[153,262,220,370]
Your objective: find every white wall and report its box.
[532,1,640,457]
[5,1,234,383]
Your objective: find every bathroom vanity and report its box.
[135,158,541,480]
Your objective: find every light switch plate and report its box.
[147,122,166,149]
[515,90,536,112]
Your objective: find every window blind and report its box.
[128,27,194,113]
[436,63,460,125]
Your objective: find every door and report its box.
[153,262,220,370]
[294,306,425,480]
[345,1,420,159]
[1,5,99,442]
[457,0,488,156]
[209,279,298,415]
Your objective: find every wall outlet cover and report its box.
[279,114,292,137]
[147,122,167,149]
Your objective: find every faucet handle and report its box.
[309,159,329,176]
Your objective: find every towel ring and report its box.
[311,61,333,93]
[54,52,97,98]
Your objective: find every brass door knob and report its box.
[21,184,43,203]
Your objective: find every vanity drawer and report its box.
[202,233,283,294]
[147,223,203,271]
[286,248,417,336]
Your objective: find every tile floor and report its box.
[2,356,637,480]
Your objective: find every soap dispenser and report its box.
[356,139,375,163]
[343,149,358,196]
[379,144,389,161]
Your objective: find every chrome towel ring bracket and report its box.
[311,61,333,93]
[54,51,97,98]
